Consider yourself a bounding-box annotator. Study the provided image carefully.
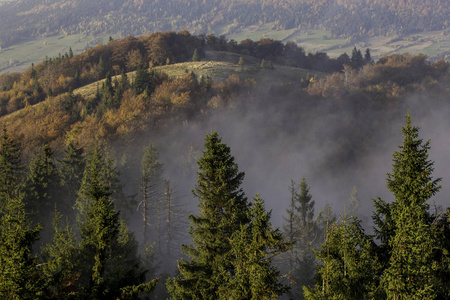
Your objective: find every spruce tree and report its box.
[0,127,22,213]
[139,142,164,248]
[25,144,60,235]
[0,193,44,299]
[76,146,156,299]
[281,177,317,298]
[378,114,443,299]
[304,215,381,299]
[59,142,85,214]
[40,208,79,298]
[226,194,290,299]
[167,132,249,299]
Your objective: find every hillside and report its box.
[1,0,450,73]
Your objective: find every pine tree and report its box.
[226,194,290,299]
[0,193,44,299]
[167,132,249,299]
[378,114,443,299]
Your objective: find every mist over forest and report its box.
[1,28,450,298]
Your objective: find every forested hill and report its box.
[1,31,450,298]
[0,0,449,48]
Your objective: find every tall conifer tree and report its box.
[378,114,443,299]
[168,132,249,299]
[0,193,44,299]
[0,127,22,213]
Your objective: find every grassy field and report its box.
[0,33,111,74]
[73,50,323,100]
[226,26,450,60]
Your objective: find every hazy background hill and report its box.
[1,0,450,73]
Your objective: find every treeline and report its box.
[0,31,371,140]
[1,0,449,48]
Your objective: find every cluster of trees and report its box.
[2,109,450,299]
[1,0,449,49]
[0,31,373,118]
[0,130,158,298]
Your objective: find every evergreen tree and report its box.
[226,194,290,299]
[351,47,364,69]
[192,49,200,62]
[25,144,60,231]
[0,193,44,299]
[260,59,266,68]
[134,65,156,95]
[76,146,156,299]
[304,215,381,299]
[364,48,372,65]
[162,178,187,272]
[281,177,317,298]
[0,127,22,213]
[167,132,249,299]
[293,177,316,295]
[282,180,299,274]
[347,185,360,216]
[238,56,244,67]
[75,147,130,222]
[378,114,443,299]
[139,143,164,248]
[59,142,85,214]
[41,208,79,298]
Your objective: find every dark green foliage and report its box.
[281,177,318,298]
[76,147,130,220]
[227,194,290,299]
[351,47,364,69]
[168,132,249,299]
[364,48,372,65]
[40,208,79,299]
[59,142,85,208]
[0,127,22,213]
[304,216,382,299]
[192,49,200,62]
[134,65,157,95]
[25,144,60,229]
[76,146,153,299]
[377,114,444,299]
[0,193,44,299]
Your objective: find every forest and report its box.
[1,31,450,299]
[0,0,449,48]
